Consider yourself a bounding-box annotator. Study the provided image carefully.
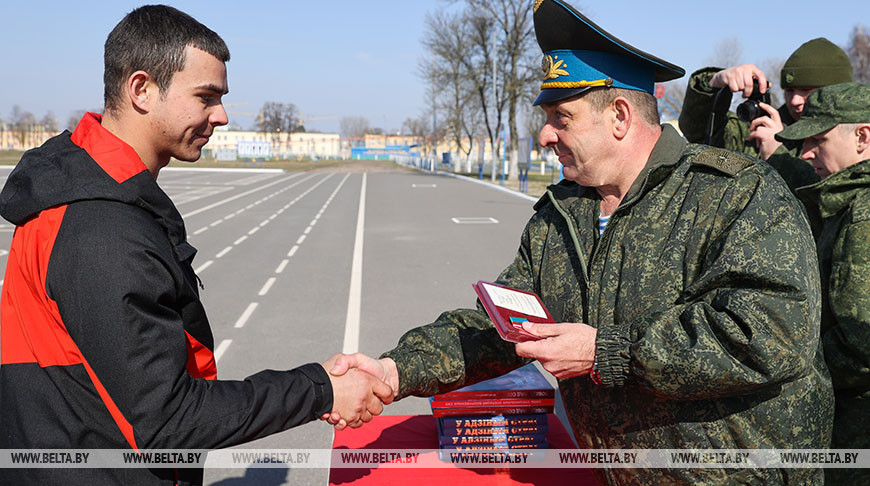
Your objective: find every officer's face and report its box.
[538,95,616,186]
[785,88,814,121]
[801,125,860,178]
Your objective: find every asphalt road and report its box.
[0,165,571,485]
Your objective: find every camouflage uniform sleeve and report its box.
[765,149,820,194]
[597,164,821,400]
[380,215,543,399]
[678,67,757,156]
[824,219,870,391]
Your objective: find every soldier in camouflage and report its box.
[329,1,833,483]
[776,82,870,485]
[678,38,853,193]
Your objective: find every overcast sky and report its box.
[0,0,863,134]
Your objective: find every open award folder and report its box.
[472,281,555,342]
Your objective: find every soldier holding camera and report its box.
[679,38,853,192]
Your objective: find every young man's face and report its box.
[784,88,814,121]
[801,126,859,178]
[150,46,228,163]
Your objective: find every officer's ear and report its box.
[611,96,631,140]
[856,125,870,154]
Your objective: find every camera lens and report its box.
[736,100,760,122]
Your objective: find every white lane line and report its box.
[248,227,260,235]
[269,214,277,220]
[288,246,299,257]
[259,220,270,227]
[234,235,247,245]
[234,303,258,328]
[216,246,232,258]
[246,204,254,209]
[303,226,312,234]
[342,173,366,354]
[214,339,232,362]
[224,213,235,220]
[296,234,306,244]
[210,220,223,227]
[275,259,289,273]
[181,173,304,218]
[195,260,214,273]
[194,227,208,235]
[258,278,276,296]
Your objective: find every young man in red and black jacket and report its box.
[0,5,391,485]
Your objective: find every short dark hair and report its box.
[582,87,660,126]
[103,4,230,112]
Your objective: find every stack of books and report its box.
[430,364,555,452]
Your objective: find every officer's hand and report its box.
[747,102,784,160]
[514,322,596,379]
[710,64,768,98]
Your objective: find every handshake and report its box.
[319,353,399,430]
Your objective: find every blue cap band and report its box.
[540,49,655,94]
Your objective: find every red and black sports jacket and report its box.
[0,114,332,485]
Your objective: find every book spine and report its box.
[440,425,549,436]
[439,414,549,429]
[430,398,554,409]
[432,406,553,417]
[433,389,555,400]
[439,434,548,446]
[440,441,548,451]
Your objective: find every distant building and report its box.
[203,127,341,160]
[0,122,54,151]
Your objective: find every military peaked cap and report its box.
[533,0,685,105]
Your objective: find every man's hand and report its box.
[747,102,784,160]
[514,322,597,379]
[709,64,768,98]
[320,354,394,430]
[320,353,398,429]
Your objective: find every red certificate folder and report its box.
[472,280,555,343]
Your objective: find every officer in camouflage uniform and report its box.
[679,38,853,193]
[329,1,833,483]
[776,82,870,485]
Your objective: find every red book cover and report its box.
[439,434,548,446]
[432,364,554,400]
[472,281,555,342]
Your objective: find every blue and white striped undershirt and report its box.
[598,214,611,236]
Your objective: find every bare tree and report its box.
[466,0,537,181]
[421,10,478,168]
[657,80,686,122]
[40,112,58,133]
[401,116,428,137]
[847,24,870,83]
[340,116,371,139]
[759,57,785,107]
[10,105,37,147]
[257,102,300,133]
[706,37,744,68]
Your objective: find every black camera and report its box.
[736,79,771,122]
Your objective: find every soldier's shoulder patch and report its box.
[690,146,756,177]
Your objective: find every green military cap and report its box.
[532,0,684,106]
[781,37,853,89]
[776,83,870,141]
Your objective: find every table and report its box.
[329,414,597,485]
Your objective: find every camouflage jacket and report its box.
[797,160,870,454]
[383,125,833,485]
[679,67,819,193]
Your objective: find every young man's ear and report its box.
[127,71,156,113]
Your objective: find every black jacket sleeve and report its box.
[47,200,332,449]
